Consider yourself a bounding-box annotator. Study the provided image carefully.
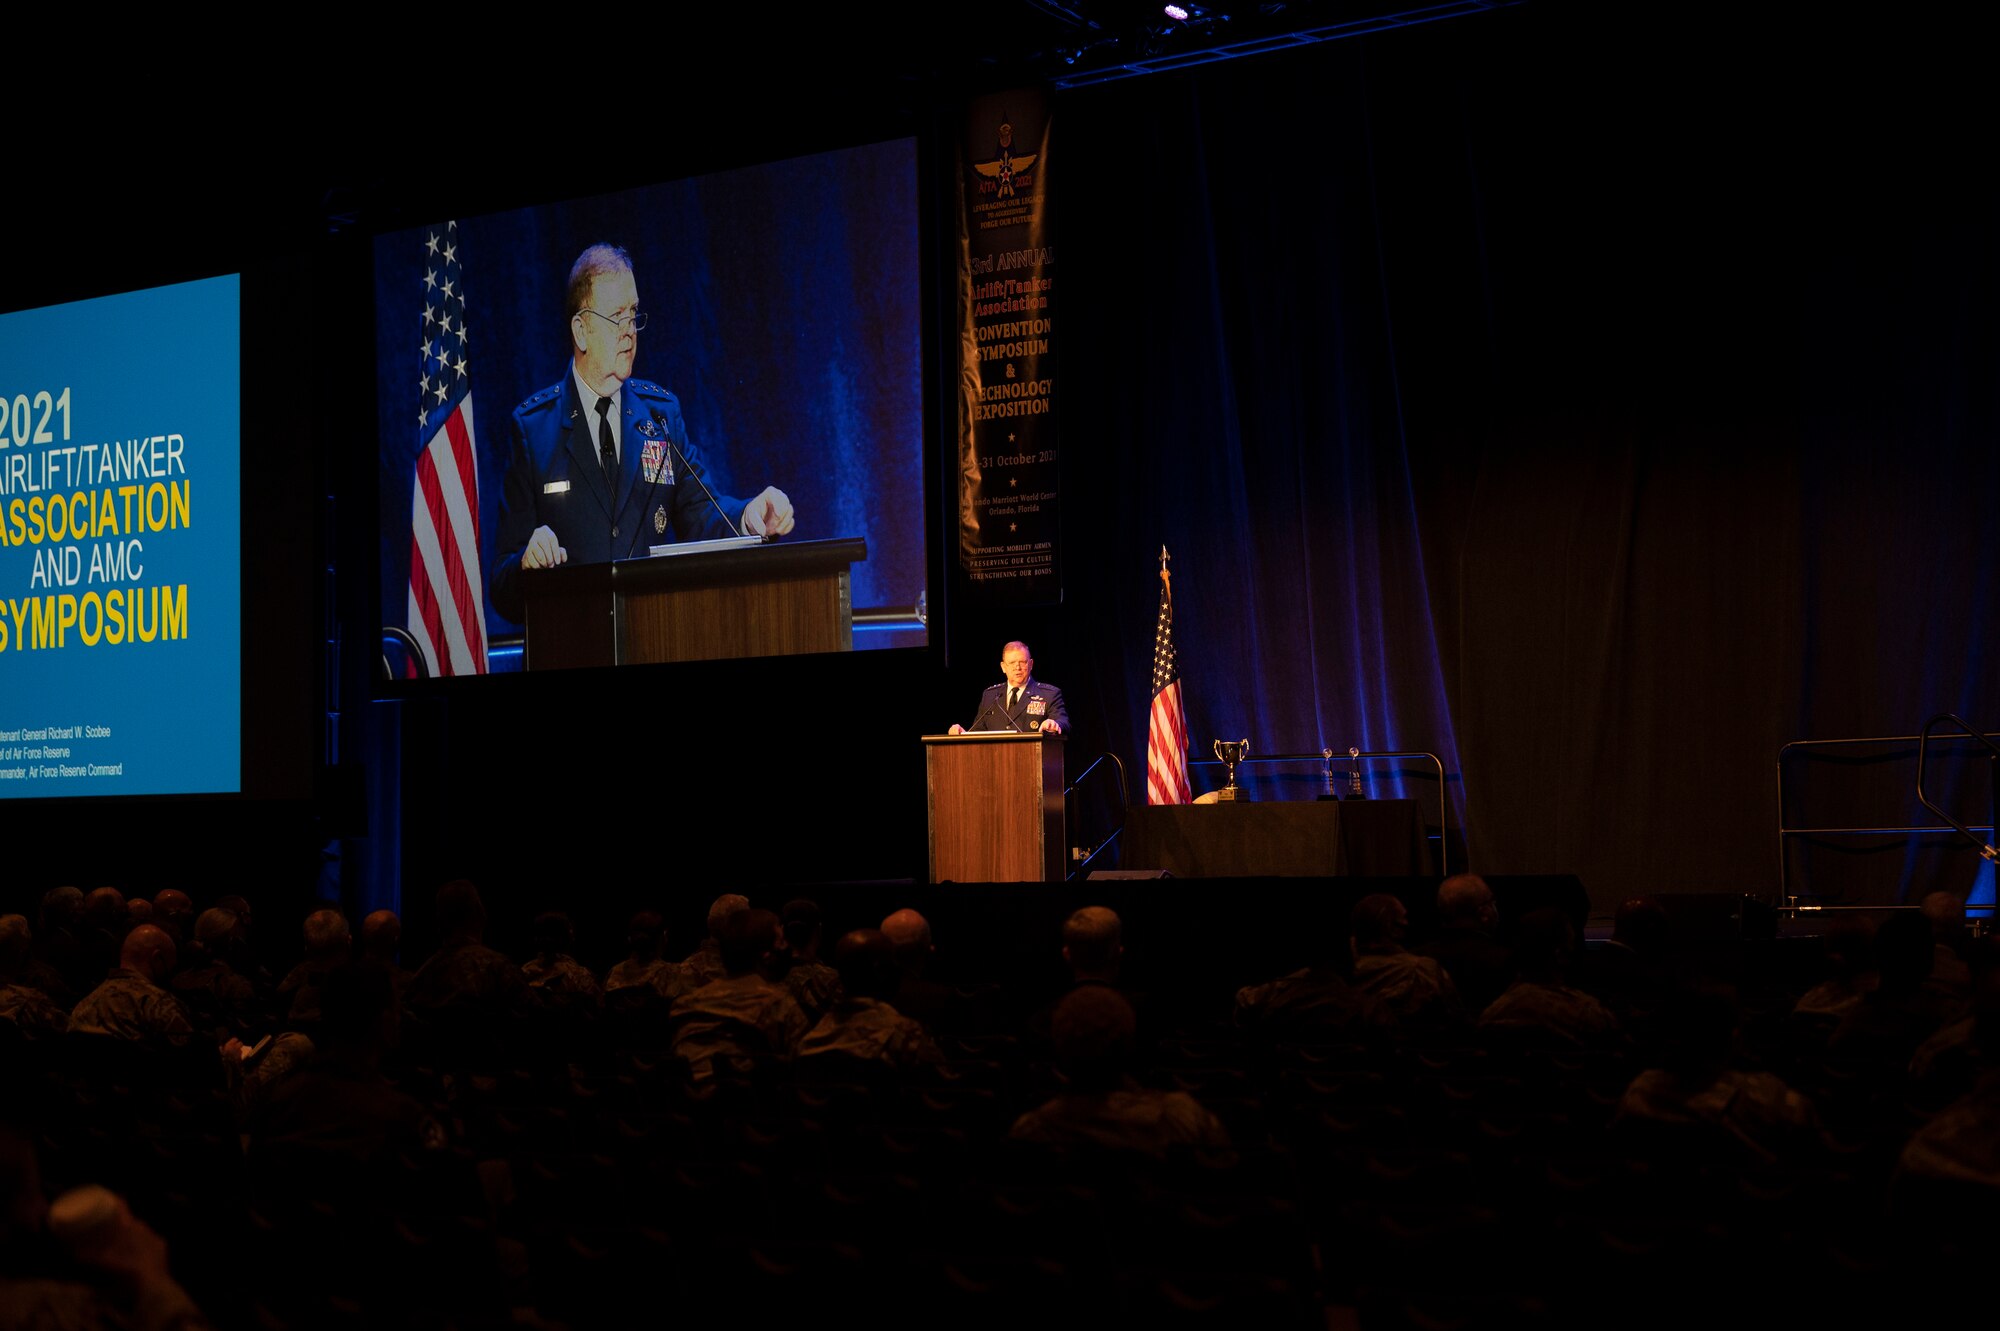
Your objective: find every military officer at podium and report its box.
[491,243,796,623]
[951,641,1069,735]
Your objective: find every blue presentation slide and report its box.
[0,274,241,798]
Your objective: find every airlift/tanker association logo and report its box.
[973,119,1039,202]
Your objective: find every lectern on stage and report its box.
[923,732,1065,883]
[521,537,866,669]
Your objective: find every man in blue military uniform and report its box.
[491,243,796,623]
[950,640,1069,735]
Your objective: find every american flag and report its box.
[407,220,488,676]
[1147,548,1191,804]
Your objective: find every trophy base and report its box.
[1215,786,1242,802]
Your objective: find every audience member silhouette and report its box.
[1414,873,1514,1016]
[672,908,810,1080]
[604,910,690,1001]
[0,916,66,1041]
[67,924,195,1048]
[796,928,942,1073]
[1349,893,1464,1030]
[1011,987,1230,1157]
[1616,983,1820,1163]
[684,893,751,986]
[404,880,535,1018]
[780,898,842,1023]
[1478,908,1620,1047]
[523,911,602,1006]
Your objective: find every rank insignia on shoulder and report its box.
[654,504,669,534]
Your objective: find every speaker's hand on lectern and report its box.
[741,487,796,537]
[948,724,965,735]
[1040,720,1062,735]
[521,525,567,569]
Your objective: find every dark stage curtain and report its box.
[1045,9,2000,911]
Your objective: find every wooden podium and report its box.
[521,537,866,669]
[923,732,1065,883]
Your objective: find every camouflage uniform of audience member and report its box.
[1011,1087,1231,1156]
[1899,1072,2000,1188]
[1617,1067,1820,1160]
[1352,952,1464,1027]
[1478,979,1621,1045]
[0,915,67,1039]
[172,910,261,1038]
[605,957,694,1002]
[672,909,809,1081]
[672,973,811,1074]
[1233,965,1389,1038]
[784,960,843,1023]
[797,997,941,1071]
[68,969,195,1045]
[524,954,604,1002]
[405,938,536,1014]
[682,894,751,988]
[1011,987,1231,1159]
[1793,972,1878,1021]
[1348,893,1466,1029]
[0,980,68,1040]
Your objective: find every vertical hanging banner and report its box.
[957,89,1060,603]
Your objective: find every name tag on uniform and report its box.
[1027,697,1047,716]
[542,480,571,495]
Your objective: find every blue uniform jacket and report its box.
[491,374,743,623]
[970,679,1070,733]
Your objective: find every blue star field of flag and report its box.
[417,221,470,440]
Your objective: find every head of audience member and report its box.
[84,887,127,936]
[151,889,193,940]
[623,910,665,963]
[1874,910,1936,996]
[881,909,935,975]
[189,908,241,967]
[707,894,751,942]
[1350,894,1410,959]
[1919,892,1967,949]
[1817,915,1875,983]
[831,929,901,1003]
[318,962,400,1060]
[124,898,154,929]
[0,915,31,981]
[1062,907,1123,983]
[533,911,576,962]
[215,895,254,936]
[1512,908,1577,984]
[435,879,488,944]
[782,899,824,963]
[719,908,782,979]
[1611,896,1670,958]
[360,910,402,965]
[1050,986,1138,1093]
[1436,874,1499,934]
[37,886,84,938]
[120,925,177,986]
[301,909,352,967]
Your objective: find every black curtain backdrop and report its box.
[1048,8,1999,912]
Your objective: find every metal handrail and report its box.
[1184,748,1451,877]
[1776,725,2000,910]
[1064,752,1130,881]
[1917,714,2000,865]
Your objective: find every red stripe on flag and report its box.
[444,403,480,545]
[415,439,487,672]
